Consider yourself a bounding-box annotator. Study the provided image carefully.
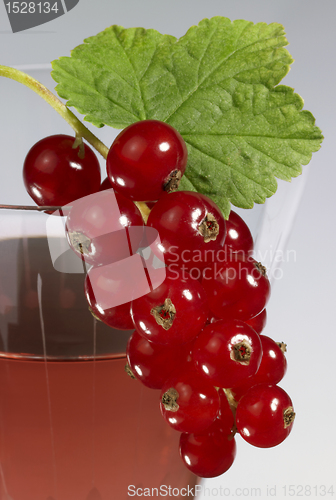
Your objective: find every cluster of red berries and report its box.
[22,120,295,478]
[125,206,294,477]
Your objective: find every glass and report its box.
[0,208,198,500]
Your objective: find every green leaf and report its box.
[52,26,175,128]
[176,85,322,217]
[51,17,323,217]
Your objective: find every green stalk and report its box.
[0,65,109,159]
[0,65,151,221]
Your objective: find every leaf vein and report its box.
[112,31,146,119]
[57,67,141,121]
[185,139,274,193]
[166,28,286,122]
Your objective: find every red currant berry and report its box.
[106,120,188,201]
[83,245,156,324]
[217,389,235,435]
[232,336,287,400]
[126,330,191,389]
[202,258,270,321]
[236,383,295,448]
[84,273,134,330]
[160,366,220,433]
[100,177,113,191]
[223,210,254,258]
[65,189,144,266]
[179,419,236,478]
[245,308,267,334]
[23,135,101,206]
[206,314,221,325]
[144,201,157,210]
[252,335,287,386]
[131,268,209,346]
[101,177,157,210]
[147,191,226,271]
[192,319,262,388]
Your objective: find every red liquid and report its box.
[0,236,198,499]
[0,355,197,500]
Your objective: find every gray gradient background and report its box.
[0,0,335,498]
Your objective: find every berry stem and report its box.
[223,388,238,411]
[0,204,62,211]
[134,201,151,224]
[0,65,109,159]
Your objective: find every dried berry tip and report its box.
[163,169,182,193]
[198,213,220,243]
[277,342,287,353]
[283,406,296,428]
[68,231,91,256]
[254,261,267,276]
[125,363,136,379]
[231,341,252,365]
[162,388,179,412]
[151,298,176,330]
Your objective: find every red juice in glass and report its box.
[0,227,197,500]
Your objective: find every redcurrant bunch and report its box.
[23,120,295,480]
[125,195,294,477]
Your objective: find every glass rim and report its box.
[0,351,127,362]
